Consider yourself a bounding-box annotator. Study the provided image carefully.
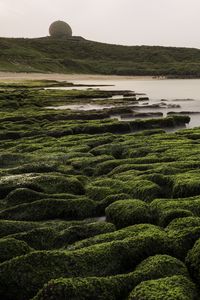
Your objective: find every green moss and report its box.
[166,217,200,259]
[106,199,152,228]
[0,220,38,238]
[94,160,122,176]
[159,209,194,227]
[70,224,166,250]
[33,254,189,300]
[0,174,85,198]
[2,82,200,299]
[133,255,189,284]
[9,227,58,250]
[0,237,32,263]
[33,275,134,300]
[0,230,171,300]
[5,187,81,206]
[150,197,200,227]
[128,275,198,300]
[86,179,125,201]
[172,171,200,198]
[86,178,161,202]
[0,198,97,221]
[5,188,48,206]
[126,179,161,202]
[97,193,131,214]
[54,222,115,248]
[186,238,200,284]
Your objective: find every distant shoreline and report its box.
[0,72,160,82]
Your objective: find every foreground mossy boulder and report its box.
[9,227,58,250]
[5,187,81,206]
[128,275,198,300]
[33,276,134,300]
[186,237,200,285]
[5,188,47,206]
[166,217,200,259]
[0,220,38,238]
[0,198,97,221]
[0,174,84,198]
[150,197,200,227]
[132,254,189,283]
[172,171,200,198]
[33,255,188,300]
[0,237,32,263]
[86,178,161,202]
[0,230,171,300]
[106,199,152,228]
[70,224,164,250]
[54,222,115,248]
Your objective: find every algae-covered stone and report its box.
[10,227,58,250]
[0,198,97,221]
[33,275,134,300]
[0,230,171,300]
[106,199,152,228]
[54,222,115,248]
[133,254,189,284]
[186,238,200,284]
[128,275,198,300]
[32,254,189,300]
[0,220,38,238]
[0,174,85,198]
[0,237,32,263]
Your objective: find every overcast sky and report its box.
[0,0,200,48]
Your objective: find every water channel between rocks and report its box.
[46,78,200,129]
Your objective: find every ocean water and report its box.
[48,78,200,128]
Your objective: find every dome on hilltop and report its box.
[49,21,72,38]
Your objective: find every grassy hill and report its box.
[0,36,200,76]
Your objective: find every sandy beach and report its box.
[0,72,156,82]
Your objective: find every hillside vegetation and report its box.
[0,36,200,76]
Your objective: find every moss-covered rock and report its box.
[0,174,85,198]
[54,222,115,248]
[172,172,200,198]
[125,179,161,202]
[0,237,32,263]
[0,198,97,221]
[9,227,58,250]
[32,254,189,300]
[32,275,134,300]
[0,230,171,300]
[186,238,200,284]
[97,193,131,214]
[166,217,200,259]
[0,220,38,238]
[5,188,48,206]
[71,224,164,250]
[86,178,161,202]
[159,208,194,227]
[5,187,81,206]
[133,254,189,284]
[150,197,200,227]
[128,275,198,300]
[86,179,125,201]
[106,199,152,228]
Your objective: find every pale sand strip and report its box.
[0,72,157,82]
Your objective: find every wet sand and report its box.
[0,72,156,82]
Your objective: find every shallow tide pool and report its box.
[46,78,200,128]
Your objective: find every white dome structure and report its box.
[49,21,72,38]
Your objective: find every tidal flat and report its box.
[1,79,200,299]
